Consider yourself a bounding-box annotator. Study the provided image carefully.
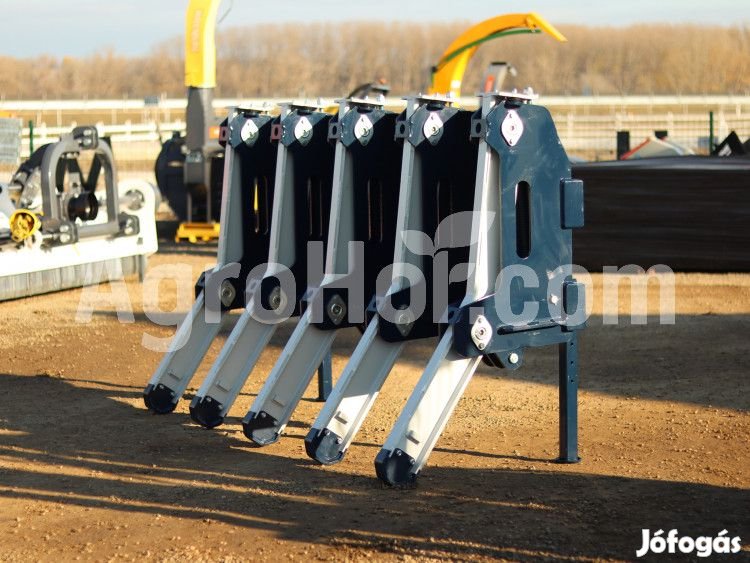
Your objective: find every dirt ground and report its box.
[0,248,748,562]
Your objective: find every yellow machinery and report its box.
[428,12,566,98]
[185,0,219,90]
[160,0,223,244]
[175,220,221,243]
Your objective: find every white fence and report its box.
[20,121,186,154]
[2,95,748,163]
[552,112,749,154]
[2,95,748,112]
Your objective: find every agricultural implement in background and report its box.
[0,126,158,301]
[154,0,224,242]
[427,12,566,98]
[144,12,582,486]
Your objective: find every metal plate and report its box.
[240,119,260,146]
[501,110,523,147]
[294,116,313,145]
[354,114,374,146]
[422,112,444,145]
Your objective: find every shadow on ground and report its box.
[0,374,746,561]
[94,311,750,411]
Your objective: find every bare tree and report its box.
[0,23,747,99]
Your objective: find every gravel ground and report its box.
[0,251,748,561]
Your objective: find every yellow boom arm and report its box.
[185,0,222,88]
[428,12,567,98]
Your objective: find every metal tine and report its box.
[242,97,403,445]
[144,108,277,414]
[305,95,478,465]
[188,106,336,428]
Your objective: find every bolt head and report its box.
[220,281,236,307]
[269,287,283,310]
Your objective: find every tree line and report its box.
[0,22,748,99]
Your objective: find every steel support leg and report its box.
[305,317,404,465]
[143,292,225,413]
[317,352,332,401]
[375,327,482,485]
[557,334,580,463]
[241,309,337,445]
[188,302,277,428]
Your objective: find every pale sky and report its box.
[2,0,748,57]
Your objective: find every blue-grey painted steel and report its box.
[558,335,579,463]
[316,354,333,402]
[375,94,586,486]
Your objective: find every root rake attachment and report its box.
[144,91,585,487]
